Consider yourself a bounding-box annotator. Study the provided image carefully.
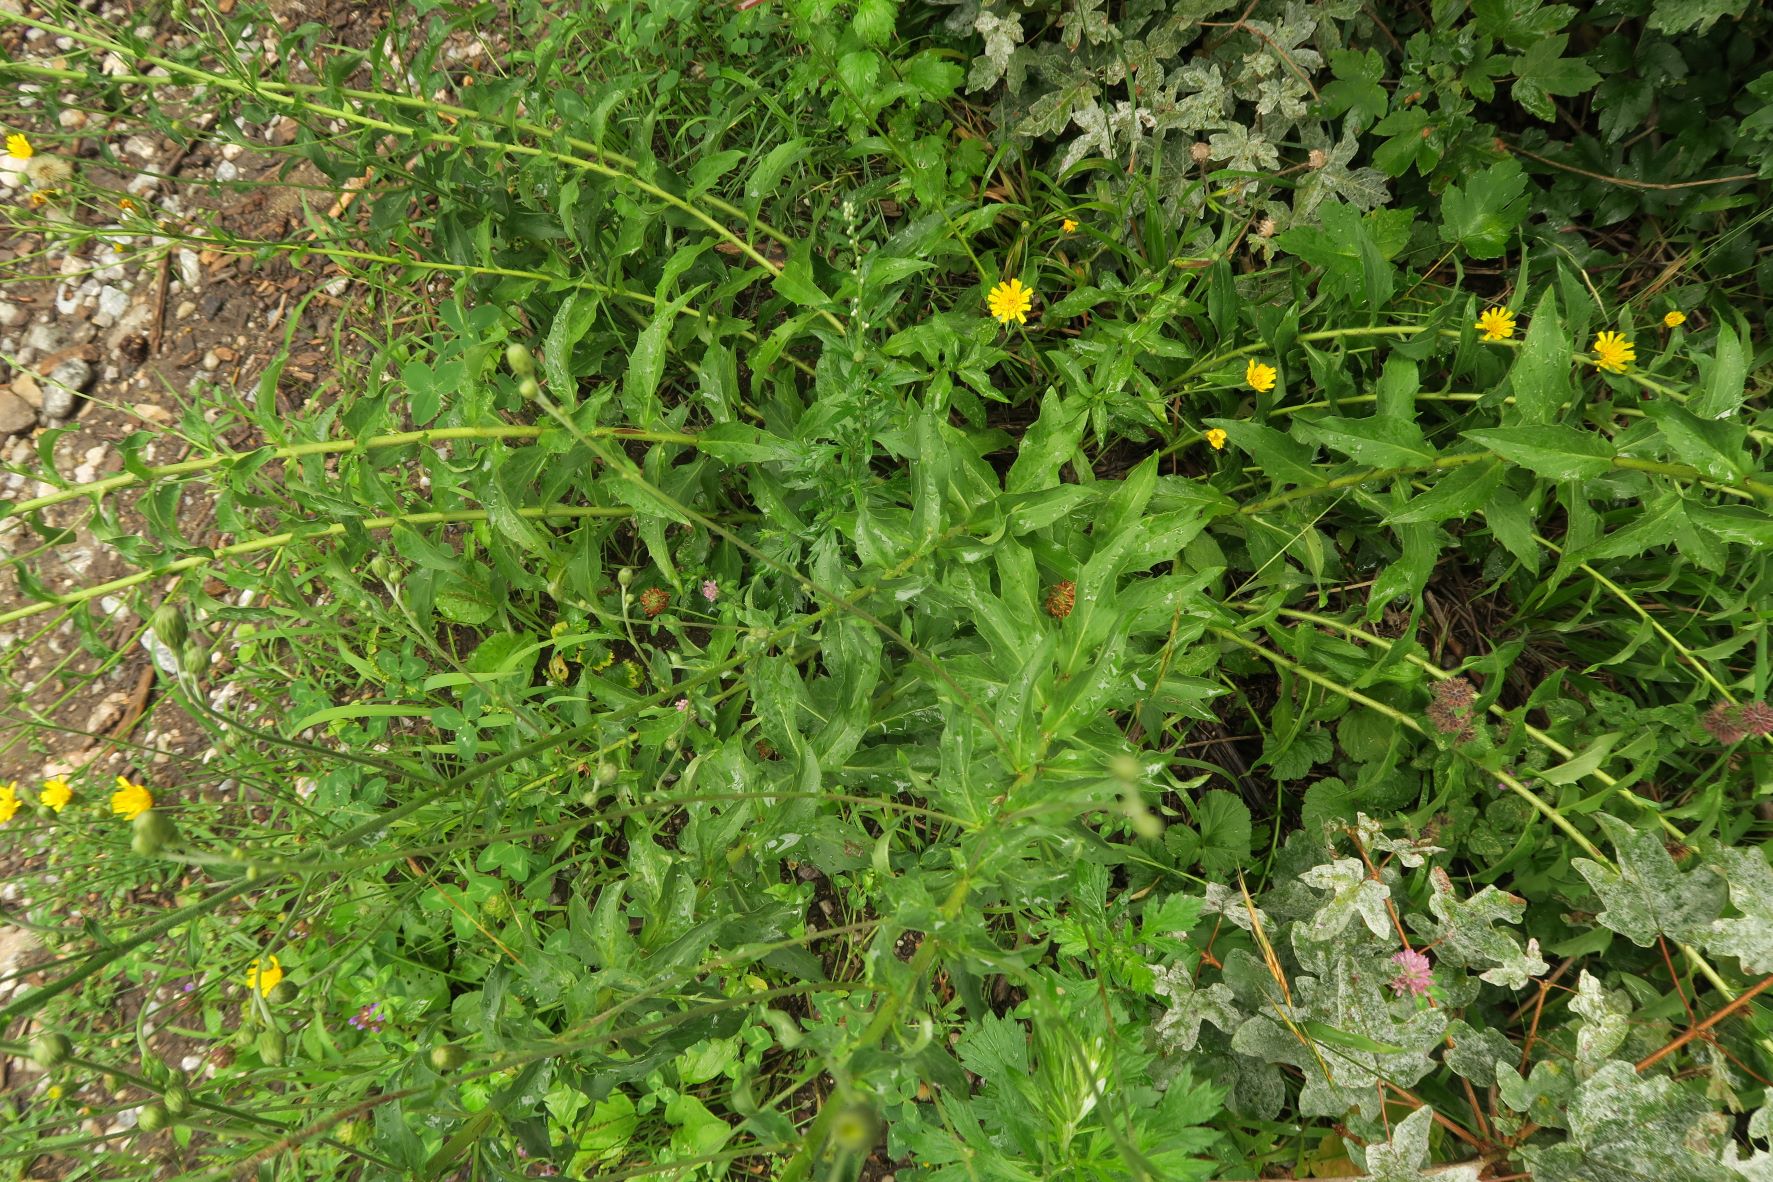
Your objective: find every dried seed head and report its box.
[1427,677,1478,741]
[1740,701,1773,737]
[1307,147,1327,170]
[1190,141,1212,163]
[1256,217,1277,238]
[1045,580,1076,619]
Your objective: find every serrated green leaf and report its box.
[1465,425,1615,479]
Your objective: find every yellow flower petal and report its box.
[986,277,1034,326]
[1476,305,1516,342]
[1590,330,1635,374]
[111,776,154,820]
[41,778,72,814]
[1061,218,1078,234]
[1663,310,1686,328]
[6,133,33,161]
[1245,359,1277,393]
[0,782,19,826]
[246,955,283,997]
[1204,427,1228,450]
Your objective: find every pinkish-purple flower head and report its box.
[701,579,719,603]
[1389,949,1434,998]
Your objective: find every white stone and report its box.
[94,285,129,326]
[177,250,200,288]
[214,160,239,183]
[122,134,156,159]
[221,142,243,161]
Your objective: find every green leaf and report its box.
[403,359,439,425]
[1303,1021,1406,1056]
[1439,158,1530,258]
[1690,323,1748,418]
[1506,287,1570,423]
[1511,35,1601,121]
[1385,458,1503,524]
[771,240,830,308]
[1291,415,1436,469]
[1464,425,1615,479]
[1195,790,1252,877]
[1704,848,1773,972]
[837,49,881,95]
[1641,401,1747,480]
[694,422,801,465]
[850,0,896,46]
[746,139,808,206]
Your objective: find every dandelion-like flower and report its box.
[1663,310,1686,328]
[1589,331,1635,374]
[987,278,1034,326]
[1245,359,1277,393]
[638,587,669,618]
[1060,218,1078,234]
[1741,701,1773,737]
[1204,428,1228,450]
[0,782,19,826]
[245,955,283,997]
[1476,305,1516,341]
[6,133,32,160]
[41,778,72,814]
[347,1002,386,1033]
[1389,949,1434,998]
[119,196,138,215]
[111,776,153,820]
[700,579,719,603]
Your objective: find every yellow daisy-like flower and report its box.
[6,133,32,160]
[46,1085,63,1101]
[26,190,52,209]
[1663,310,1686,328]
[111,776,153,820]
[1590,331,1636,374]
[987,277,1034,326]
[245,955,283,997]
[1061,217,1078,234]
[1476,305,1516,341]
[1204,427,1228,450]
[1245,358,1277,393]
[0,782,19,826]
[118,196,138,215]
[41,778,72,814]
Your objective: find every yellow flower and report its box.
[1245,358,1277,393]
[1204,428,1228,450]
[987,277,1034,326]
[1476,305,1516,341]
[46,1085,63,1101]
[6,133,32,160]
[26,190,52,209]
[0,783,18,826]
[118,196,138,214]
[111,776,153,820]
[41,778,72,813]
[1590,331,1636,374]
[1663,310,1686,328]
[245,955,283,997]
[1061,217,1078,234]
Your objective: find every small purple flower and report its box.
[1389,949,1434,998]
[700,579,719,603]
[347,1002,386,1033]
[674,697,689,713]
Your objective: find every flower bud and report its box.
[430,1042,468,1071]
[518,377,540,401]
[31,1032,72,1068]
[131,809,178,857]
[137,1101,170,1132]
[149,601,187,650]
[505,343,536,378]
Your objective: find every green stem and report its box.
[1259,605,1684,838]
[0,17,845,335]
[1,424,692,521]
[0,505,629,627]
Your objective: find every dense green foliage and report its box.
[2,0,1772,1178]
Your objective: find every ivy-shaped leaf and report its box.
[1704,847,1773,972]
[1152,964,1244,1053]
[1572,813,1727,947]
[1299,858,1393,941]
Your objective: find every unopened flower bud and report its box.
[505,343,535,378]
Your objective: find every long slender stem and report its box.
[0,505,629,627]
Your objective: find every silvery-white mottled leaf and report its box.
[1352,1105,1481,1181]
[1159,63,1230,134]
[1572,813,1727,947]
[1424,868,1543,987]
[1443,1019,1515,1087]
[1705,847,1773,972]
[1299,858,1392,940]
[1479,936,1548,990]
[968,9,1024,92]
[1496,1059,1575,1127]
[1570,971,1630,1066]
[1208,123,1280,174]
[1305,950,1446,1097]
[1057,102,1113,173]
[1058,0,1111,50]
[1522,1060,1734,1182]
[1723,1147,1773,1181]
[1016,82,1098,139]
[1202,881,1266,931]
[1152,964,1243,1053]
[1356,812,1443,867]
[1255,76,1309,121]
[1295,130,1391,217]
[1749,1103,1772,1141]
